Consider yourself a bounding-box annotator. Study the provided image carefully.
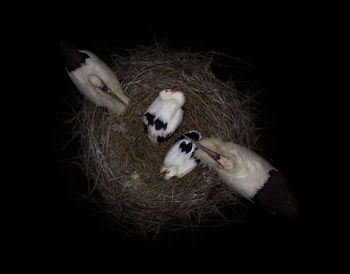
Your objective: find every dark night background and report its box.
[13,3,340,270]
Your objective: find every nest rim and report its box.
[68,45,259,238]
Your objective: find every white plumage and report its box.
[194,138,274,199]
[143,89,185,143]
[160,131,202,180]
[60,41,129,115]
[194,138,299,216]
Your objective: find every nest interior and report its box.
[70,45,258,238]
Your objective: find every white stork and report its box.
[192,137,299,216]
[60,41,129,115]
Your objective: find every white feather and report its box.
[161,131,201,180]
[194,138,275,199]
[143,90,185,142]
[67,50,129,115]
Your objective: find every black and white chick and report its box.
[143,88,185,143]
[160,131,201,180]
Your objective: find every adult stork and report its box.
[60,40,129,115]
[191,137,299,216]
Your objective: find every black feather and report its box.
[60,40,89,72]
[156,133,173,143]
[252,170,299,216]
[157,136,165,143]
[143,122,148,133]
[179,141,193,154]
[185,131,200,141]
[145,112,155,126]
[155,119,167,131]
[191,151,200,164]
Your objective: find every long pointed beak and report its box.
[160,169,169,176]
[88,74,128,107]
[181,134,223,164]
[102,86,129,107]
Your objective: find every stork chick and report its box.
[143,88,185,143]
[160,130,201,180]
[60,41,129,115]
[194,138,299,216]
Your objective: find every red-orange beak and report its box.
[161,169,170,175]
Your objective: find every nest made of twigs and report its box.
[69,45,258,238]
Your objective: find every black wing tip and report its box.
[145,112,155,126]
[253,170,300,218]
[173,130,201,144]
[155,118,167,131]
[143,122,148,133]
[179,141,193,154]
[191,151,200,164]
[184,130,201,141]
[59,40,89,72]
[157,136,165,143]
[156,132,173,143]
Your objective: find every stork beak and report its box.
[161,169,169,175]
[88,74,128,107]
[159,169,169,178]
[181,134,223,165]
[171,86,180,92]
[164,87,179,93]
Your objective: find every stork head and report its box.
[193,138,233,170]
[59,40,89,72]
[160,166,178,180]
[88,74,104,89]
[159,89,185,106]
[88,74,129,107]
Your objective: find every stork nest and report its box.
[69,45,258,238]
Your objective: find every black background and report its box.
[15,3,338,270]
